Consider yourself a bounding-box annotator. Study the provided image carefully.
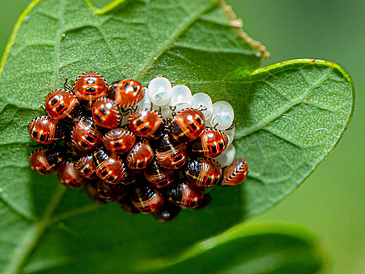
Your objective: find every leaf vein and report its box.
[173,42,256,55]
[0,196,35,222]
[95,25,125,78]
[37,9,60,21]
[235,70,331,139]
[262,80,291,101]
[136,0,218,79]
[5,184,67,274]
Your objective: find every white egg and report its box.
[211,101,234,130]
[148,77,173,106]
[192,93,213,120]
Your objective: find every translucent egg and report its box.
[148,77,173,106]
[205,116,214,127]
[145,101,172,119]
[170,85,193,112]
[192,93,213,120]
[214,144,236,168]
[160,104,173,119]
[211,101,234,130]
[223,125,235,146]
[137,88,151,110]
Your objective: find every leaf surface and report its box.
[139,223,324,274]
[0,0,352,272]
[24,222,323,274]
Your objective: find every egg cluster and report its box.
[27,72,248,222]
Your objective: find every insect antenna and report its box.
[198,104,207,112]
[225,123,234,131]
[169,106,176,117]
[63,76,74,93]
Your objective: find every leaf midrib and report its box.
[4,185,67,274]
[135,1,218,80]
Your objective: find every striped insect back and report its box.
[169,108,205,143]
[97,181,128,202]
[73,72,107,109]
[190,128,228,158]
[92,97,121,130]
[108,79,145,108]
[28,116,67,145]
[220,158,248,186]
[58,162,87,188]
[102,128,136,155]
[65,139,88,159]
[167,181,204,209]
[184,158,222,187]
[155,133,188,169]
[94,150,126,184]
[29,148,65,175]
[75,155,97,180]
[71,116,103,151]
[144,159,178,188]
[45,89,81,123]
[131,185,164,214]
[129,109,163,139]
[126,140,154,170]
[123,169,143,185]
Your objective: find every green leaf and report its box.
[0,0,352,272]
[3,204,324,274]
[139,223,324,274]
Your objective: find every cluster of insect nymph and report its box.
[28,72,248,222]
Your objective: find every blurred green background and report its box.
[0,0,362,273]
